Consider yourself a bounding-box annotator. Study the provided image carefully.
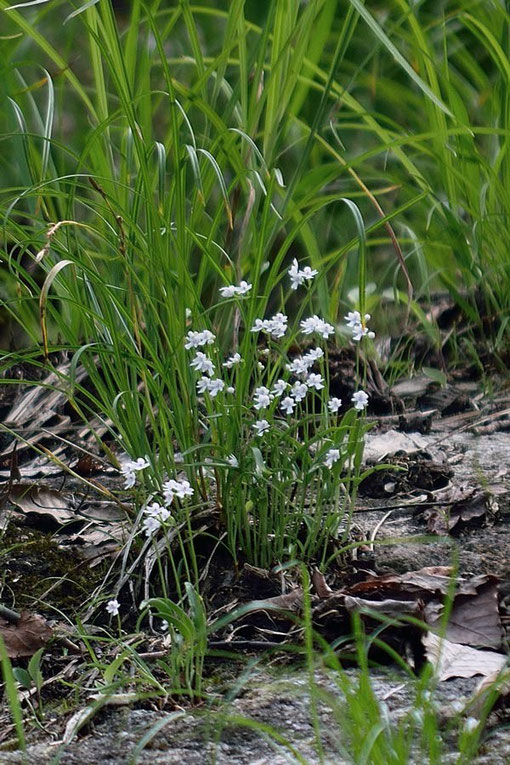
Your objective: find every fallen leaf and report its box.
[425,579,502,648]
[0,611,53,658]
[423,632,507,680]
[9,483,74,526]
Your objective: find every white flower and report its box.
[163,478,194,504]
[227,454,239,468]
[197,377,225,396]
[306,373,324,390]
[219,280,252,298]
[288,259,303,290]
[174,451,184,464]
[288,258,318,290]
[145,502,171,523]
[291,381,308,402]
[190,351,215,376]
[286,356,311,376]
[250,313,288,339]
[219,285,238,298]
[345,311,375,342]
[328,397,342,414]
[197,376,211,394]
[463,717,479,733]
[250,318,266,332]
[345,310,362,328]
[324,449,340,468]
[236,280,252,295]
[143,515,161,536]
[120,457,150,489]
[223,352,241,368]
[106,599,120,616]
[352,390,369,410]
[300,315,334,339]
[303,347,324,363]
[208,378,225,397]
[253,386,272,410]
[226,385,235,394]
[280,396,295,415]
[252,419,270,436]
[272,379,288,397]
[184,329,215,349]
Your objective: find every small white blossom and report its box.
[352,390,369,410]
[120,457,150,489]
[143,515,161,536]
[145,502,171,523]
[286,356,312,376]
[291,381,308,402]
[197,377,225,396]
[300,315,334,339]
[272,379,288,397]
[280,396,295,415]
[250,313,288,339]
[306,372,325,390]
[328,397,342,414]
[223,352,241,368]
[174,451,184,464]
[345,311,375,342]
[252,419,270,436]
[219,280,252,298]
[184,329,215,349]
[197,376,211,394]
[219,285,237,298]
[303,347,324,363]
[208,378,225,397]
[227,454,239,468]
[163,478,194,504]
[253,386,272,410]
[226,385,235,394]
[190,351,215,376]
[345,310,363,328]
[324,449,340,468]
[463,717,479,733]
[288,258,318,290]
[106,599,120,616]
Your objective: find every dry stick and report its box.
[428,407,510,447]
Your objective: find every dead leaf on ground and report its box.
[0,611,53,658]
[423,482,506,535]
[423,632,507,681]
[425,578,502,648]
[8,483,74,526]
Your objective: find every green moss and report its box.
[0,523,106,614]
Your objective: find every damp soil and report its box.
[0,362,509,763]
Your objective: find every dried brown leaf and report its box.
[0,611,53,658]
[423,632,507,681]
[9,483,74,526]
[425,579,502,648]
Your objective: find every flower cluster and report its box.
[288,258,318,290]
[120,457,150,489]
[184,329,216,349]
[300,315,335,339]
[251,312,288,339]
[345,311,375,342]
[140,477,195,537]
[219,280,252,298]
